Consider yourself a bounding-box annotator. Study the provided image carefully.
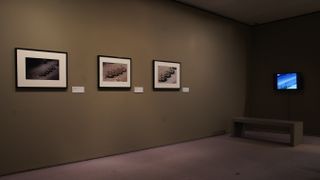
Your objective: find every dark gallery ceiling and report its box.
[176,0,320,25]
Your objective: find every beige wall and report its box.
[246,13,320,135]
[0,0,250,175]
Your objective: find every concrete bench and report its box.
[232,117,303,146]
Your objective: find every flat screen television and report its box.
[274,72,302,91]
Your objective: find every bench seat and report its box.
[232,117,303,146]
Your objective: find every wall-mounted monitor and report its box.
[274,72,302,91]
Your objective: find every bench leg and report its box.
[290,124,303,146]
[233,122,244,137]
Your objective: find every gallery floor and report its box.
[1,134,320,180]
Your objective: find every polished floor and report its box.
[1,134,320,180]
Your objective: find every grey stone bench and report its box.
[232,117,303,146]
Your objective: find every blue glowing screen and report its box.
[276,73,298,90]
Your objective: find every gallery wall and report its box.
[0,0,250,175]
[246,12,320,136]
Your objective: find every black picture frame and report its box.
[98,55,132,89]
[15,48,68,88]
[153,60,181,90]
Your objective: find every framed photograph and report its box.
[153,60,181,89]
[98,55,131,88]
[16,48,68,88]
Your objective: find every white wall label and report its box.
[134,87,144,93]
[72,86,85,93]
[182,87,190,93]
